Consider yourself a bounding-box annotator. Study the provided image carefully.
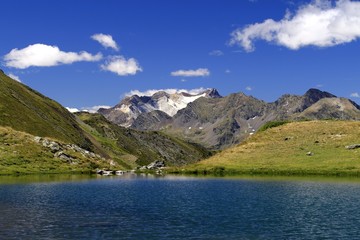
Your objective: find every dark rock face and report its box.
[302,88,336,108]
[132,110,172,131]
[205,88,222,98]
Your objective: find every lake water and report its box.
[0,174,360,239]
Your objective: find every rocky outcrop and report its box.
[33,136,106,164]
[131,110,172,131]
[139,160,165,170]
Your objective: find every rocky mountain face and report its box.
[101,88,360,150]
[98,88,221,127]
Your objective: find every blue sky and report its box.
[1,0,360,111]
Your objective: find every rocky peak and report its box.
[205,88,222,98]
[152,91,170,99]
[303,88,336,109]
[304,88,336,101]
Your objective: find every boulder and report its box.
[345,144,360,150]
[147,160,165,170]
[306,151,313,156]
[34,136,42,143]
[54,151,73,162]
[49,142,60,152]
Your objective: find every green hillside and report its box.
[77,112,211,168]
[0,126,112,175]
[182,121,360,176]
[0,71,92,149]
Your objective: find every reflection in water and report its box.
[0,174,360,239]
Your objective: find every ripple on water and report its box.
[0,175,360,239]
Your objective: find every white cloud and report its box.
[4,44,102,69]
[125,87,208,97]
[230,0,360,51]
[350,92,360,98]
[246,86,252,91]
[66,105,111,113]
[91,33,119,51]
[66,107,80,113]
[171,68,210,77]
[8,73,21,82]
[101,56,142,76]
[81,105,111,113]
[209,50,224,56]
[225,69,231,74]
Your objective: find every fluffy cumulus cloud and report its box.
[350,92,360,98]
[91,33,119,51]
[125,87,208,97]
[171,68,210,77]
[101,56,142,76]
[4,44,102,69]
[8,73,21,82]
[230,0,360,51]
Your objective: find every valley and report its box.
[1,70,360,176]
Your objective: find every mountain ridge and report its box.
[98,88,221,127]
[103,87,360,150]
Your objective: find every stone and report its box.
[34,136,42,143]
[139,166,148,170]
[346,144,360,150]
[54,151,73,162]
[49,142,60,152]
[306,151,313,156]
[42,139,50,147]
[147,160,165,170]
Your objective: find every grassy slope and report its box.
[0,126,111,175]
[0,73,211,174]
[77,112,211,167]
[183,121,360,176]
[0,72,92,149]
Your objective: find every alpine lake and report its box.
[0,173,360,239]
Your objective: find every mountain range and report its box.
[2,68,360,174]
[98,88,221,127]
[99,88,360,150]
[0,71,210,174]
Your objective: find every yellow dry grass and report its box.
[186,121,360,176]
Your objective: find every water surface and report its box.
[0,174,359,239]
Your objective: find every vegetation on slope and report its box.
[0,126,112,175]
[182,121,360,176]
[77,112,211,167]
[0,71,92,149]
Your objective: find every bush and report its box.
[258,121,289,132]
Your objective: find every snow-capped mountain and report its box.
[98,88,221,127]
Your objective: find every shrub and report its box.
[258,121,289,132]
